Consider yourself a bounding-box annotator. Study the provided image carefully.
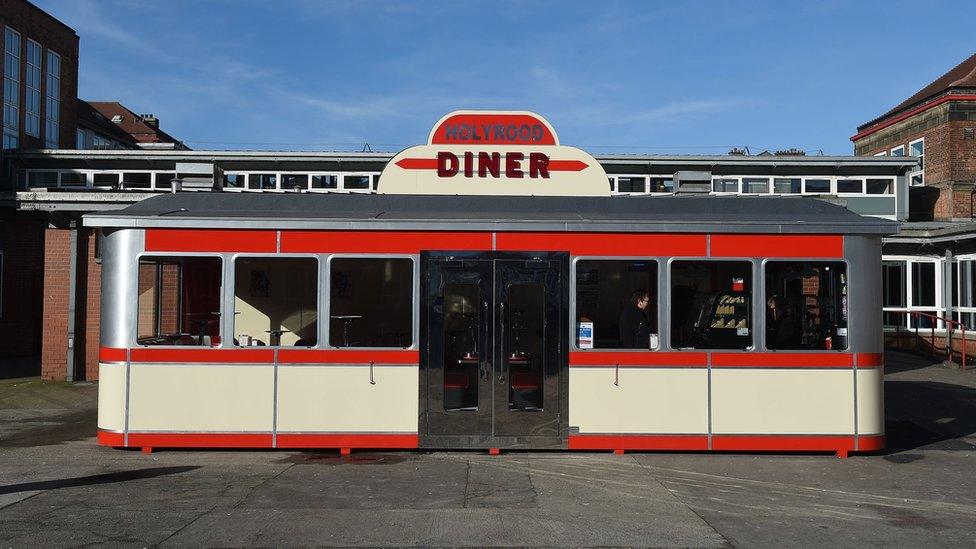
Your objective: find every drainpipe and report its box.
[65,222,78,383]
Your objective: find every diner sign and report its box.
[378,110,610,196]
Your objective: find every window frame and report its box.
[611,175,649,195]
[836,178,865,195]
[133,253,225,348]
[3,26,21,147]
[909,137,924,186]
[325,254,418,350]
[801,177,833,195]
[24,38,41,138]
[881,255,943,330]
[570,256,662,351]
[889,145,906,157]
[711,177,740,194]
[340,173,374,193]
[44,49,60,148]
[231,253,321,349]
[667,257,757,351]
[761,258,851,352]
[955,254,976,327]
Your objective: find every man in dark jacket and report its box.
[619,289,651,348]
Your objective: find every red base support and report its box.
[488,447,501,456]
[340,447,352,456]
[613,449,626,455]
[835,449,849,459]
[141,446,153,454]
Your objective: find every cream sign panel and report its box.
[378,111,611,196]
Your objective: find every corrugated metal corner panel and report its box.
[97,362,126,432]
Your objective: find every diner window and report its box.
[765,262,848,350]
[137,256,222,346]
[575,260,659,350]
[223,173,245,189]
[712,178,738,193]
[248,173,277,190]
[804,178,830,193]
[234,257,317,347]
[671,261,752,350]
[866,178,893,194]
[59,172,87,186]
[648,177,673,193]
[890,145,905,157]
[329,258,412,347]
[155,172,175,189]
[773,178,801,194]
[343,175,371,191]
[311,174,338,190]
[616,176,646,193]
[282,174,308,190]
[122,172,151,189]
[912,262,936,307]
[836,179,864,194]
[742,177,769,194]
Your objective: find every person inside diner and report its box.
[767,294,801,348]
[618,288,651,348]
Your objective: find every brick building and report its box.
[853,53,976,344]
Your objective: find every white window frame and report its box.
[711,176,740,194]
[771,177,803,195]
[955,255,976,327]
[909,137,924,186]
[740,176,771,194]
[309,173,340,192]
[882,255,943,330]
[801,176,833,195]
[889,145,906,157]
[24,38,41,137]
[836,177,865,195]
[873,151,887,157]
[339,173,375,193]
[611,174,649,195]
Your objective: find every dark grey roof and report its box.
[84,192,898,235]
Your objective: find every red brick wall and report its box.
[41,227,70,380]
[82,229,100,380]
[0,215,45,359]
[0,0,80,150]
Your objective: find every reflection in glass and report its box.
[443,283,479,411]
[671,261,752,350]
[234,257,317,347]
[507,283,544,411]
[765,262,848,350]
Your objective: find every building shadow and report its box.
[884,377,976,455]
[0,466,200,495]
[0,355,40,380]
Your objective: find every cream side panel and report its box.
[128,364,274,431]
[97,362,127,431]
[856,368,884,435]
[712,370,854,434]
[569,368,708,434]
[277,366,419,432]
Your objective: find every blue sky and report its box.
[35,0,976,154]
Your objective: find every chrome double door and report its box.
[420,252,568,448]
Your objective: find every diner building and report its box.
[1,146,916,380]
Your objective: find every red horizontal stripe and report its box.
[711,435,857,452]
[145,229,276,253]
[568,435,708,451]
[280,230,493,254]
[855,353,884,367]
[711,352,853,368]
[99,346,127,363]
[275,433,419,449]
[495,233,707,256]
[709,234,843,258]
[857,434,884,451]
[277,349,420,364]
[97,430,125,446]
[569,351,707,367]
[129,348,274,364]
[852,94,976,141]
[126,433,273,448]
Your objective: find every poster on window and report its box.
[578,321,594,349]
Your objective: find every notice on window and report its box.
[578,322,594,349]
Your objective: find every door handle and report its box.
[369,360,376,385]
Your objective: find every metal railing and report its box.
[885,310,968,370]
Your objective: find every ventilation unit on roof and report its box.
[674,171,712,194]
[111,115,123,123]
